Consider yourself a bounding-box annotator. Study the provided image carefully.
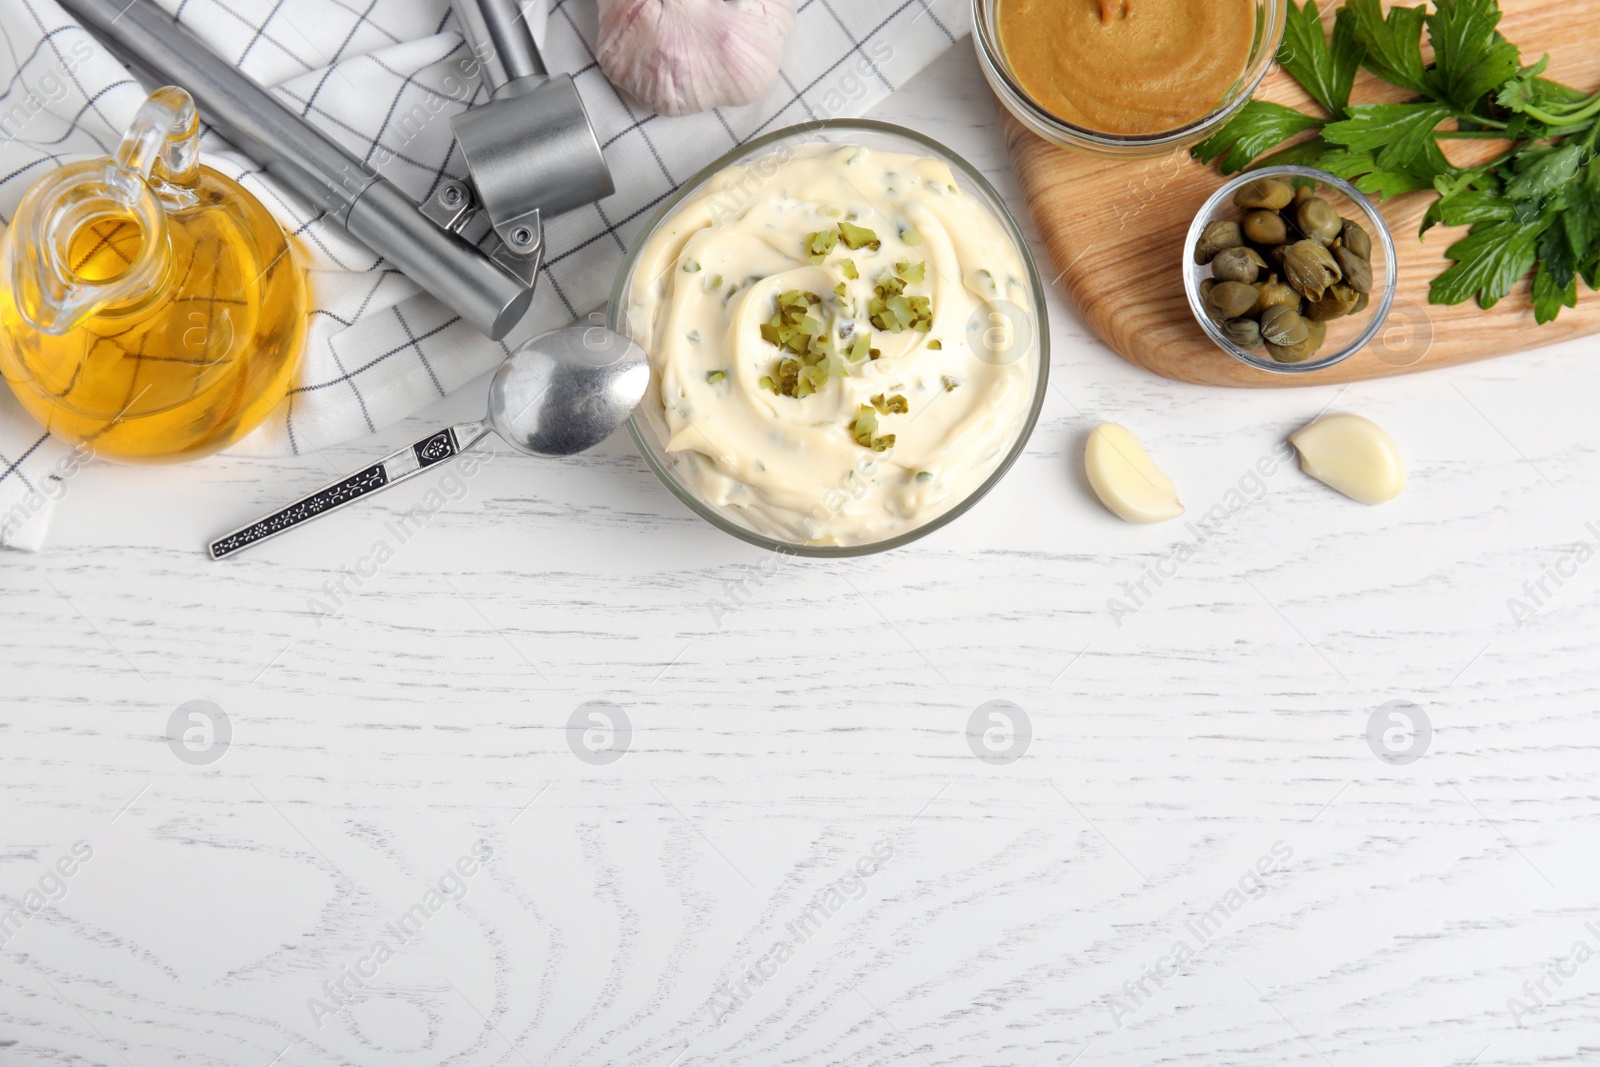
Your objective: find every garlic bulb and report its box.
[596,0,798,116]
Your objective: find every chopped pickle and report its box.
[870,393,909,415]
[841,259,859,280]
[942,375,959,391]
[706,370,726,384]
[886,294,914,329]
[850,406,896,451]
[853,405,878,443]
[805,229,839,264]
[758,375,778,394]
[838,221,881,251]
[927,339,942,350]
[901,228,923,246]
[915,471,933,482]
[866,262,934,333]
[834,282,848,298]
[684,260,701,272]
[763,288,855,398]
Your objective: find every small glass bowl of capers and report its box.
[1183,166,1397,375]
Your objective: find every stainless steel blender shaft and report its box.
[61,0,536,341]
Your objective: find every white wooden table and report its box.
[5,44,1600,1067]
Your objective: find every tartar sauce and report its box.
[626,143,1036,546]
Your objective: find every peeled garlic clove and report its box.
[1085,423,1184,524]
[596,0,797,117]
[1289,413,1404,504]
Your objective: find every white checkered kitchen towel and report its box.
[0,0,969,550]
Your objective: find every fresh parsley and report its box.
[1193,0,1600,323]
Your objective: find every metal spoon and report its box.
[209,326,649,560]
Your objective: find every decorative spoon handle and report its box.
[208,421,491,560]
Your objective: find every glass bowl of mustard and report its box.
[609,119,1050,557]
[1183,166,1398,375]
[973,0,1288,158]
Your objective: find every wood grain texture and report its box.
[5,46,1600,1067]
[1004,0,1600,387]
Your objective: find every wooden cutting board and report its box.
[1004,0,1600,386]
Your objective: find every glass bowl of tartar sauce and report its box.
[610,119,1050,556]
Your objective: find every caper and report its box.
[1306,283,1360,321]
[1222,317,1263,349]
[1260,304,1311,348]
[1294,184,1315,206]
[1266,319,1328,363]
[1233,178,1295,211]
[1207,280,1260,320]
[1211,246,1265,284]
[1200,278,1217,303]
[1296,197,1342,245]
[1339,219,1371,260]
[1261,242,1289,272]
[1352,291,1370,314]
[1242,210,1289,246]
[1283,240,1341,301]
[1195,220,1243,264]
[1251,273,1301,315]
[1333,245,1373,294]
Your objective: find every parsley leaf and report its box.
[1347,0,1429,96]
[1313,146,1439,198]
[1533,226,1579,324]
[1532,264,1579,325]
[1193,101,1322,173]
[1323,102,1453,172]
[1504,143,1585,202]
[1278,1,1365,119]
[1431,219,1549,309]
[1253,136,1336,171]
[1561,159,1600,261]
[1421,188,1515,235]
[1425,0,1523,112]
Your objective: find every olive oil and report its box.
[0,88,304,462]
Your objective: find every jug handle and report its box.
[113,85,201,196]
[6,89,196,335]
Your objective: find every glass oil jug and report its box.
[0,86,305,462]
